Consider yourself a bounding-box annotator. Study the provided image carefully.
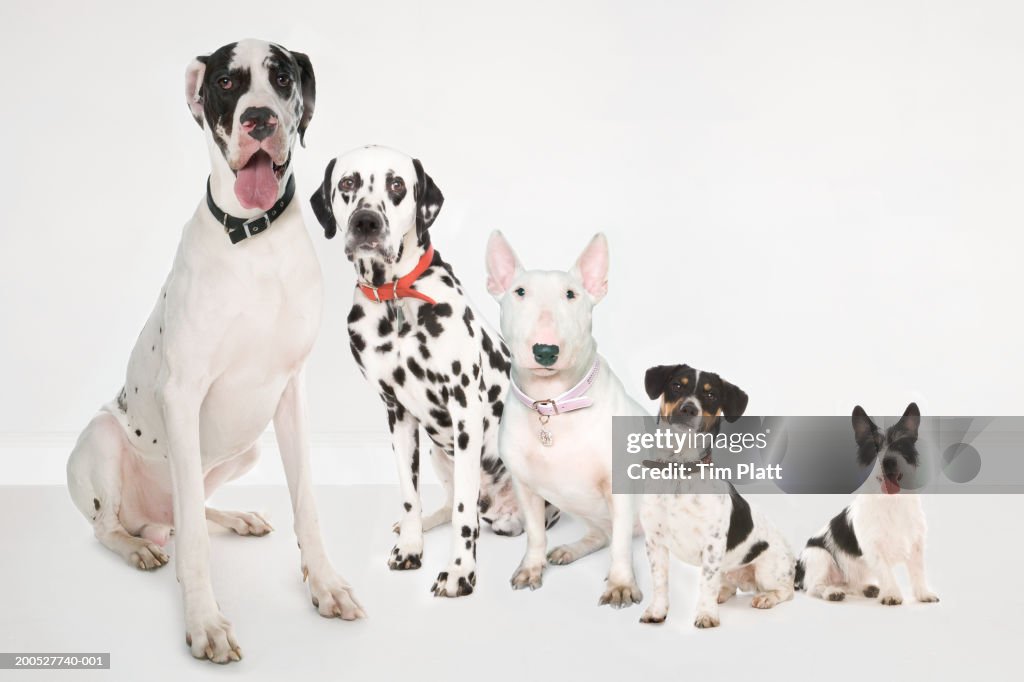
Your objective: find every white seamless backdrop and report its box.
[2,1,1023,484]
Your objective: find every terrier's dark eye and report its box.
[705,392,715,400]
[566,290,576,300]
[670,382,682,391]
[340,177,355,191]
[276,72,292,87]
[217,77,233,90]
[514,287,526,297]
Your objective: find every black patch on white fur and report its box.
[726,486,754,551]
[741,540,769,564]
[829,508,862,557]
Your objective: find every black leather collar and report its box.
[205,174,296,244]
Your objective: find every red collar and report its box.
[356,245,437,305]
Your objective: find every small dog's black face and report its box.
[852,403,921,494]
[644,364,749,432]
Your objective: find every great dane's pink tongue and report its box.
[234,150,278,211]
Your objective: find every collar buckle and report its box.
[243,214,271,238]
[532,399,559,415]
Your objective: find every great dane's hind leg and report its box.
[67,413,169,570]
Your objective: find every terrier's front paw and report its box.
[185,609,241,664]
[510,562,544,590]
[640,606,667,624]
[431,564,476,597]
[693,611,720,629]
[387,543,423,570]
[880,594,903,606]
[916,592,940,603]
[751,592,782,609]
[717,585,737,604]
[308,569,366,620]
[599,581,642,609]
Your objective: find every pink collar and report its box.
[510,359,600,416]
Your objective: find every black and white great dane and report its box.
[66,39,363,664]
[310,146,558,597]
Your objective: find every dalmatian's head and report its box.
[185,39,315,211]
[310,146,444,269]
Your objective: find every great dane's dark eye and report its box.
[389,177,405,193]
[566,290,576,300]
[514,287,526,297]
[217,77,233,90]
[276,73,292,88]
[340,177,355,191]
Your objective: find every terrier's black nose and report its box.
[532,344,559,367]
[240,106,278,141]
[679,402,699,418]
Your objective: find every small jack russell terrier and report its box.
[795,403,940,606]
[486,231,645,608]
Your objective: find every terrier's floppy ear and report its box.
[569,233,609,302]
[892,402,921,441]
[185,56,208,128]
[720,379,749,422]
[644,364,684,400]
[291,51,316,147]
[485,230,522,297]
[852,405,881,466]
[413,158,444,238]
[309,158,338,239]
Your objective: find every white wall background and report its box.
[2,1,1023,481]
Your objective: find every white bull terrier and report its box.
[485,231,644,608]
[65,39,362,664]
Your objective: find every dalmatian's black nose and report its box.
[240,106,278,141]
[678,402,699,418]
[350,209,383,238]
[532,344,559,367]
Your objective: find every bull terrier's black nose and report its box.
[350,210,383,238]
[532,344,559,367]
[679,402,699,418]
[240,106,277,141]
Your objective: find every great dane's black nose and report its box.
[349,209,383,238]
[532,344,559,367]
[240,106,277,141]
[678,402,699,418]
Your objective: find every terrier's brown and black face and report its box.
[644,364,749,432]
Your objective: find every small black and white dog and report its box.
[795,403,940,605]
[639,364,795,628]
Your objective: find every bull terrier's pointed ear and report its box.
[644,364,682,400]
[413,158,444,238]
[185,56,208,128]
[291,51,316,147]
[485,231,522,297]
[721,379,749,422]
[309,158,338,239]
[570,233,609,302]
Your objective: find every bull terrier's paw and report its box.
[388,543,423,571]
[510,562,544,590]
[308,571,366,620]
[488,513,524,537]
[717,585,737,604]
[880,594,903,606]
[139,523,174,547]
[547,545,581,565]
[862,585,880,598]
[122,536,169,571]
[693,611,720,629]
[824,588,846,602]
[185,610,241,664]
[431,564,476,598]
[750,592,781,609]
[916,591,940,603]
[640,606,667,624]
[599,581,642,609]
[215,510,273,537]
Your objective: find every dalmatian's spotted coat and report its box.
[311,146,556,596]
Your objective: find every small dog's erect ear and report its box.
[185,56,208,127]
[644,364,683,400]
[720,379,749,422]
[570,233,609,302]
[851,405,879,445]
[309,158,338,239]
[892,402,921,441]
[413,158,444,237]
[485,231,522,297]
[291,51,316,147]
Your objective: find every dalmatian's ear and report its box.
[291,51,316,147]
[569,233,609,302]
[720,378,749,423]
[485,230,523,297]
[309,158,338,239]
[413,158,444,237]
[185,56,208,128]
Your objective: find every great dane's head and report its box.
[309,146,444,270]
[185,39,315,211]
[485,232,609,378]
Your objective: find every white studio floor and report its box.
[0,484,1018,682]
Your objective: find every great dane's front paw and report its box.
[510,562,544,590]
[598,581,643,609]
[209,509,273,537]
[122,536,169,571]
[915,591,940,603]
[308,570,366,620]
[388,544,423,571]
[431,564,476,597]
[880,594,903,606]
[693,611,720,629]
[547,545,579,565]
[640,606,667,624]
[185,609,241,664]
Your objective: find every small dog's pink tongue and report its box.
[234,151,278,211]
[883,479,901,495]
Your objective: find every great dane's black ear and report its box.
[309,158,337,239]
[720,379,749,423]
[291,51,316,147]
[644,364,684,400]
[413,158,444,238]
[185,55,209,128]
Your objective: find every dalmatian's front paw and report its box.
[915,590,940,603]
[510,561,544,590]
[431,563,476,597]
[307,568,366,620]
[387,542,423,570]
[880,594,903,606]
[693,611,720,629]
[184,607,241,664]
[598,581,642,609]
[639,605,667,624]
[488,512,524,537]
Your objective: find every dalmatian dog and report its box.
[65,40,363,664]
[485,231,644,608]
[309,146,556,597]
[639,364,794,628]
